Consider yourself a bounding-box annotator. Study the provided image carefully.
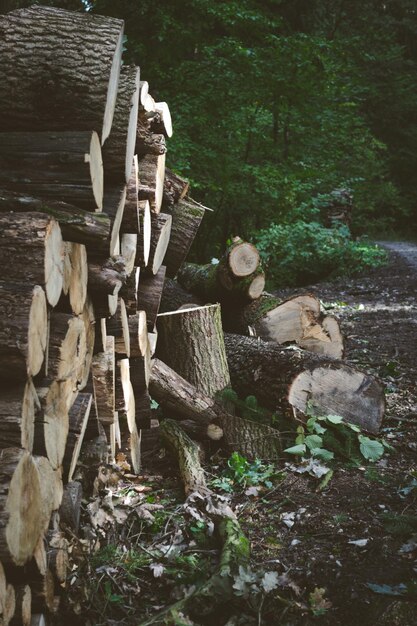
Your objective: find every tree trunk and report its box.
[143,214,172,276]
[137,266,167,329]
[160,420,207,495]
[0,448,44,566]
[224,334,385,434]
[63,393,93,482]
[162,169,189,208]
[159,278,204,313]
[178,262,265,303]
[0,5,124,143]
[120,267,140,315]
[92,336,115,427]
[102,65,140,183]
[138,153,166,213]
[135,200,151,267]
[0,189,111,250]
[224,237,260,277]
[164,198,205,278]
[0,131,103,211]
[0,212,63,306]
[0,380,40,452]
[120,156,139,234]
[0,282,48,380]
[222,293,344,359]
[156,304,231,399]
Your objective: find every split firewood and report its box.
[0,131,103,211]
[224,333,385,434]
[143,213,172,276]
[162,169,189,208]
[106,298,130,357]
[135,200,151,267]
[121,156,140,234]
[0,448,44,566]
[159,278,204,313]
[0,381,40,453]
[0,212,63,307]
[92,336,115,427]
[120,267,140,315]
[0,282,48,381]
[61,243,88,315]
[102,65,140,183]
[0,6,124,143]
[138,153,166,212]
[137,266,167,329]
[0,189,111,251]
[156,304,231,398]
[164,198,205,278]
[222,293,344,359]
[63,393,93,482]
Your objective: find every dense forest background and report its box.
[2,0,417,272]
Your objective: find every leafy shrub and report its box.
[255,220,387,287]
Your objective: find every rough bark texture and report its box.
[102,184,126,257]
[159,278,204,313]
[0,381,40,452]
[120,267,139,315]
[0,131,103,211]
[0,189,111,250]
[0,212,63,306]
[59,481,82,533]
[160,420,207,495]
[137,266,167,329]
[63,393,93,482]
[156,304,231,399]
[0,5,124,142]
[164,199,205,278]
[138,153,165,212]
[92,336,115,426]
[0,282,48,381]
[136,111,167,157]
[224,334,385,433]
[102,65,140,183]
[106,298,130,357]
[162,169,189,208]
[120,156,139,234]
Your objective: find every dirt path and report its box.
[241,243,417,625]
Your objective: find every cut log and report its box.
[162,169,189,208]
[33,456,60,530]
[120,267,140,315]
[61,243,88,316]
[135,200,152,267]
[0,380,40,452]
[78,297,96,390]
[178,261,265,303]
[128,311,150,360]
[151,102,173,138]
[35,380,72,469]
[134,389,152,430]
[47,531,68,586]
[160,420,206,495]
[224,334,385,434]
[156,304,231,398]
[159,278,204,313]
[92,336,115,426]
[0,5,124,142]
[106,298,130,357]
[225,237,260,277]
[0,448,43,566]
[10,584,31,626]
[137,266,167,329]
[102,65,140,183]
[222,293,344,359]
[47,312,85,383]
[0,189,111,250]
[144,214,172,276]
[148,329,158,357]
[0,282,48,381]
[164,198,205,278]
[178,420,224,442]
[121,156,140,234]
[136,105,167,157]
[88,256,127,297]
[63,393,93,482]
[0,131,103,211]
[0,212,63,306]
[138,153,166,212]
[121,233,137,276]
[103,185,126,257]
[59,481,82,533]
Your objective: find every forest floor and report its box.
[64,243,417,626]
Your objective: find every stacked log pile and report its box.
[0,5,385,625]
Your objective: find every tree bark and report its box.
[160,420,207,495]
[102,184,126,258]
[35,380,72,470]
[88,256,127,297]
[92,336,115,427]
[224,334,385,433]
[128,311,150,361]
[102,65,140,183]
[162,169,189,208]
[156,304,231,399]
[136,110,167,157]
[59,481,82,533]
[0,282,48,381]
[137,266,167,329]
[0,189,111,250]
[0,380,40,452]
[164,198,205,278]
[10,584,31,626]
[0,5,124,143]
[0,448,44,566]
[0,131,103,211]
[138,153,166,213]
[120,156,139,234]
[0,212,63,306]
[106,298,130,357]
[120,267,140,315]
[159,278,204,313]
[63,393,93,482]
[150,102,173,138]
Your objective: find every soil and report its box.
[63,243,417,626]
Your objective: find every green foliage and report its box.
[284,414,388,465]
[255,221,387,287]
[211,452,279,493]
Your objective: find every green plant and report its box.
[284,414,390,465]
[211,452,279,493]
